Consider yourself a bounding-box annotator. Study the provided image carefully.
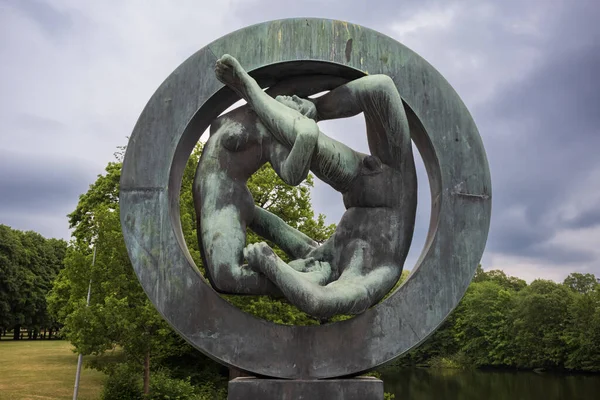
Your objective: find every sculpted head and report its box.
[275,94,318,120]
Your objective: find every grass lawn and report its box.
[0,340,106,400]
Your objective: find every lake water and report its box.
[381,368,600,400]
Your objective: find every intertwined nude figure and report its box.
[194,54,416,318]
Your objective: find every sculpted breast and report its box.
[218,119,252,152]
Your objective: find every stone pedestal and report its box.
[228,376,383,400]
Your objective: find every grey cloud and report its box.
[527,244,597,265]
[0,149,95,235]
[6,0,72,35]
[564,207,600,230]
[11,113,67,134]
[474,4,600,268]
[231,0,433,30]
[0,212,71,241]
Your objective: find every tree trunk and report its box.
[13,326,20,340]
[48,328,53,339]
[143,351,150,396]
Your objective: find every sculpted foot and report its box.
[215,54,252,99]
[244,242,278,274]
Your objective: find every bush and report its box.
[147,370,201,400]
[196,380,227,400]
[101,363,143,400]
[101,363,226,400]
[428,352,469,369]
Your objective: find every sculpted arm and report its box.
[268,123,318,186]
[250,206,318,259]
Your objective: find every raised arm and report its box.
[250,206,318,259]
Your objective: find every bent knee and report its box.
[209,264,243,293]
[302,283,371,319]
[362,74,396,94]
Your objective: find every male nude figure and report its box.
[212,55,417,319]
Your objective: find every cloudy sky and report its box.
[1,0,598,282]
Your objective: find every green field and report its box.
[0,340,106,400]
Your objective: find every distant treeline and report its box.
[394,267,600,372]
[0,224,67,339]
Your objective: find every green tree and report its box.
[0,225,66,339]
[0,225,24,336]
[563,272,599,294]
[473,267,526,292]
[49,162,187,395]
[392,270,600,372]
[472,264,486,283]
[453,281,517,367]
[511,280,573,368]
[563,274,600,371]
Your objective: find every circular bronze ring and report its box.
[120,18,491,379]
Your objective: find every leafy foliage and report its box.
[0,224,67,338]
[101,363,143,400]
[454,281,516,367]
[394,270,600,372]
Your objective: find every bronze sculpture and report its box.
[120,19,491,390]
[195,54,417,318]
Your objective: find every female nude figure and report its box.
[193,76,334,296]
[210,55,417,319]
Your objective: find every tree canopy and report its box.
[395,268,600,372]
[0,224,67,339]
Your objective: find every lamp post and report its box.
[73,245,96,400]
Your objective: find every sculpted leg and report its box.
[311,74,412,168]
[244,241,398,319]
[215,54,314,149]
[244,242,332,296]
[200,206,281,296]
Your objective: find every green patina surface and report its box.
[194,53,416,318]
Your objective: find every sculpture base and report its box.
[228,376,383,400]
